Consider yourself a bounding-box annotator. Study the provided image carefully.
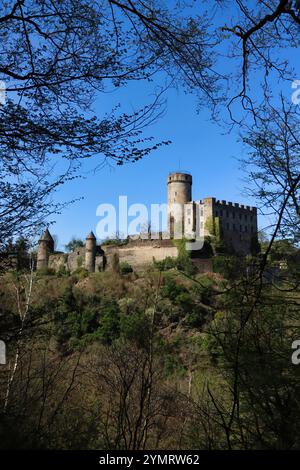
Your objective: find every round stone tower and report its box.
[168,172,192,237]
[85,231,96,272]
[37,229,54,270]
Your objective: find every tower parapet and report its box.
[85,231,96,272]
[37,229,54,270]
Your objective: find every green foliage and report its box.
[65,238,84,252]
[57,264,69,277]
[76,255,83,268]
[163,353,186,377]
[213,255,247,279]
[51,284,154,352]
[119,311,151,348]
[208,287,300,448]
[153,256,177,271]
[205,216,215,236]
[53,290,121,350]
[214,216,221,241]
[160,276,187,301]
[185,310,204,328]
[269,239,298,261]
[173,238,197,275]
[72,267,89,280]
[119,261,133,274]
[97,304,121,344]
[101,237,128,246]
[3,254,298,450]
[4,237,30,270]
[37,267,56,276]
[159,276,207,327]
[204,218,228,255]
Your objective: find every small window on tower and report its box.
[188,218,191,225]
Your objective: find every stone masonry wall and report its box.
[48,240,178,273]
[104,241,178,270]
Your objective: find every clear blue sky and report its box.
[49,10,298,250]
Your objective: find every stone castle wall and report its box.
[47,239,178,273]
[213,198,257,255]
[48,246,104,272]
[190,197,258,255]
[104,241,178,270]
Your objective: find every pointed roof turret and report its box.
[39,228,54,243]
[86,231,96,240]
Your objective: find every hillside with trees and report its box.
[0,238,299,449]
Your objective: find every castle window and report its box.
[188,218,191,225]
[232,212,235,219]
[245,214,247,221]
[187,208,191,215]
[226,210,229,217]
[220,210,223,217]
[239,213,242,220]
[200,208,203,216]
[215,210,218,217]
[240,225,242,232]
[226,222,229,230]
[245,225,248,232]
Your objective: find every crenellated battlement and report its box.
[215,199,257,211]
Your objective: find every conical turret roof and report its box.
[39,228,54,242]
[86,231,96,240]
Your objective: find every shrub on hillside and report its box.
[119,261,133,274]
[153,256,177,271]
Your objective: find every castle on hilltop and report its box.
[36,172,258,273]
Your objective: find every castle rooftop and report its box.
[39,228,54,242]
[86,231,96,239]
